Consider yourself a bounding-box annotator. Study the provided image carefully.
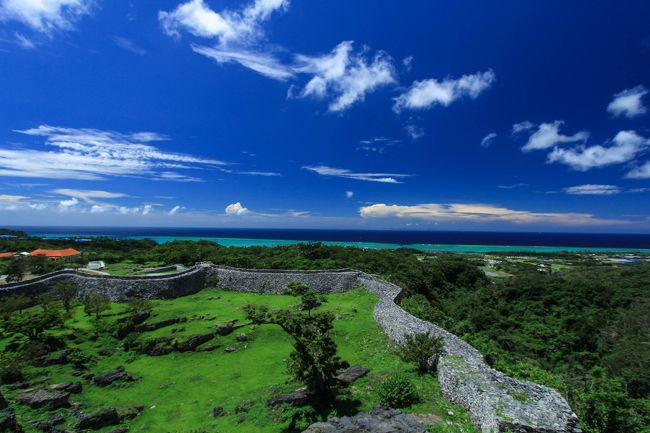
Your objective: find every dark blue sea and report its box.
[9,227,650,253]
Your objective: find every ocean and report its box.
[10,227,650,254]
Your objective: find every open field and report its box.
[2,288,478,433]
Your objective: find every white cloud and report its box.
[58,196,78,211]
[159,0,287,44]
[511,121,535,135]
[626,161,650,179]
[14,32,34,48]
[548,130,649,171]
[607,85,647,118]
[393,69,495,112]
[294,41,396,112]
[142,204,153,215]
[345,191,353,198]
[563,184,620,195]
[521,121,588,152]
[303,165,410,184]
[168,205,184,215]
[0,194,27,203]
[481,132,497,148]
[114,37,146,56]
[53,188,128,203]
[0,0,93,33]
[225,201,249,215]
[191,45,293,80]
[359,202,626,226]
[0,125,226,181]
[90,204,105,213]
[405,124,424,140]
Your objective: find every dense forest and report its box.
[1,236,649,433]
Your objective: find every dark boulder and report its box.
[31,414,65,431]
[116,311,150,325]
[267,390,311,407]
[134,317,186,333]
[34,349,73,367]
[235,333,247,342]
[337,365,369,383]
[210,406,225,417]
[92,367,135,387]
[0,408,21,433]
[302,406,431,433]
[49,382,82,394]
[215,320,237,336]
[176,333,215,352]
[15,390,69,409]
[76,408,121,430]
[118,405,144,421]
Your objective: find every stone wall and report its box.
[0,264,580,433]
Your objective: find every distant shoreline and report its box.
[15,226,650,253]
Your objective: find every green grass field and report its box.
[3,288,479,433]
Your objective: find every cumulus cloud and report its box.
[303,165,410,184]
[160,0,287,44]
[563,184,621,195]
[548,130,649,171]
[481,132,497,148]
[359,203,626,226]
[58,197,79,211]
[225,201,248,215]
[626,161,650,179]
[0,125,226,181]
[293,41,397,111]
[607,85,647,118]
[393,69,495,112]
[90,204,105,213]
[0,0,94,33]
[521,121,588,152]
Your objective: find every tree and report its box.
[127,299,154,316]
[397,332,444,374]
[0,294,30,321]
[52,281,80,314]
[5,257,25,282]
[244,305,348,401]
[285,282,325,315]
[83,293,111,319]
[5,306,64,341]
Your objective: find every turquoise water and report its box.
[34,233,650,254]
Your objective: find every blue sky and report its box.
[0,0,649,232]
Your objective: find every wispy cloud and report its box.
[114,37,147,56]
[607,85,647,118]
[497,183,529,189]
[52,188,128,203]
[511,121,535,135]
[0,0,94,33]
[520,121,588,152]
[14,32,34,49]
[168,205,184,215]
[191,45,293,80]
[626,161,650,179]
[359,202,627,226]
[405,123,424,140]
[548,130,649,171]
[393,69,495,112]
[0,125,227,181]
[563,184,620,195]
[345,191,354,198]
[481,132,497,148]
[303,165,410,184]
[357,137,400,153]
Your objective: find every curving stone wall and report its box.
[0,263,580,433]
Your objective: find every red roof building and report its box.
[28,248,81,259]
[0,252,15,258]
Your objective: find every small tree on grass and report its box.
[5,306,64,341]
[244,301,348,402]
[5,257,25,282]
[83,293,111,319]
[0,294,30,322]
[52,281,80,314]
[378,375,419,408]
[284,282,325,315]
[397,332,444,374]
[127,299,154,316]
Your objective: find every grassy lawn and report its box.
[3,288,479,433]
[102,261,166,276]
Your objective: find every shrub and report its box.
[397,332,444,374]
[378,375,418,408]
